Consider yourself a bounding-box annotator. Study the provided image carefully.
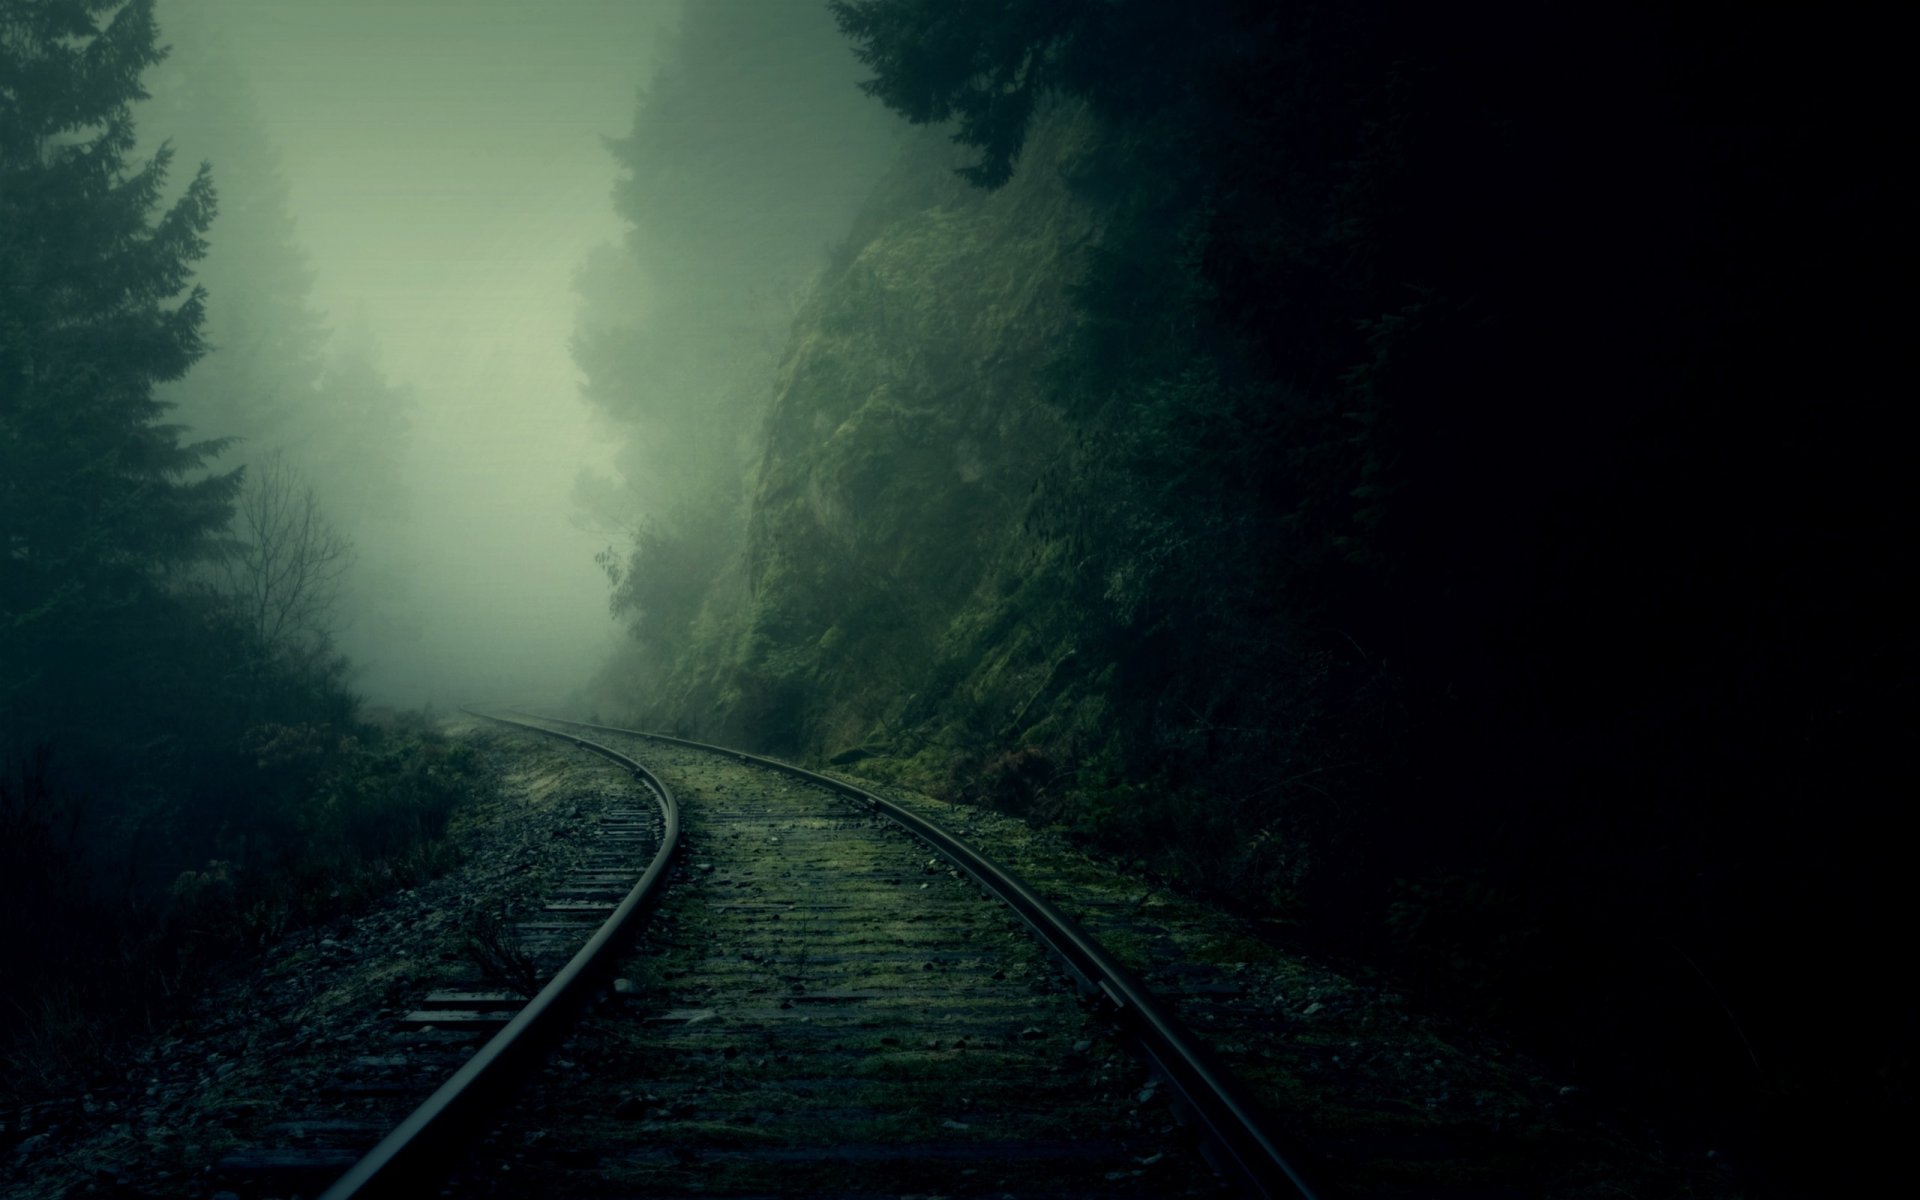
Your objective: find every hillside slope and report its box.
[623,105,1118,791]
[590,7,1911,1189]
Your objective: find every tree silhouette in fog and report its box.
[0,0,238,706]
[210,451,351,677]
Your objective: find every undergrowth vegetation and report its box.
[0,714,483,1097]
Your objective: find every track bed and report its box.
[453,725,1223,1197]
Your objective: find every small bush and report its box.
[461,905,542,997]
[1,719,485,1100]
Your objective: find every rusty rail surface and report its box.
[315,710,680,1199]
[517,710,1328,1200]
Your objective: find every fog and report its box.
[148,0,681,707]
[10,6,1901,1193]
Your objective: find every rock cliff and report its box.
[625,105,1114,793]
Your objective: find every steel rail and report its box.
[516,710,1330,1200]
[315,709,680,1200]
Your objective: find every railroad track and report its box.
[203,720,675,1197]
[219,711,1323,1198]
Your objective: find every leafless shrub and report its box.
[212,452,353,662]
[461,906,542,997]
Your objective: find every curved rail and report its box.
[316,710,680,1199]
[517,711,1328,1200]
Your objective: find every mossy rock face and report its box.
[642,103,1112,766]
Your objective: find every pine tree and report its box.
[137,2,326,463]
[0,0,238,706]
[139,2,414,540]
[829,0,1122,189]
[574,0,894,673]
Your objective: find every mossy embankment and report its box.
[617,106,1121,806]
[603,98,1336,924]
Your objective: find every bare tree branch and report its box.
[212,452,352,662]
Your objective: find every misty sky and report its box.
[175,0,678,706]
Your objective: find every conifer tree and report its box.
[829,0,1099,188]
[0,0,238,705]
[140,1,414,539]
[574,0,892,677]
[136,2,326,462]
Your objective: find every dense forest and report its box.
[3,1,1909,1194]
[585,1,1911,1189]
